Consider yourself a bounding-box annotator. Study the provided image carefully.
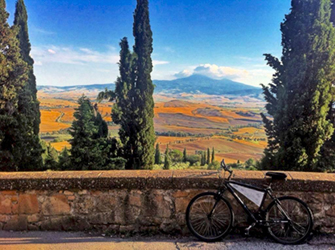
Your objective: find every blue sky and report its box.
[6,0,291,87]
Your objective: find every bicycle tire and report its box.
[186,192,234,242]
[265,196,313,244]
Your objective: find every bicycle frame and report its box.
[221,180,274,224]
[216,169,290,226]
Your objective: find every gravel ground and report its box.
[0,231,334,250]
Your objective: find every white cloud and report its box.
[153,60,169,66]
[32,45,170,86]
[172,63,274,87]
[193,64,249,80]
[31,45,119,66]
[174,69,192,78]
[47,49,56,54]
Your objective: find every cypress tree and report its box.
[211,147,215,163]
[163,145,171,170]
[261,0,335,171]
[207,148,210,165]
[14,0,43,170]
[154,143,161,164]
[132,0,156,169]
[113,38,135,169]
[183,148,187,162]
[0,0,28,171]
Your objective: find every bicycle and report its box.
[185,159,314,244]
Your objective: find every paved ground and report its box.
[0,231,334,250]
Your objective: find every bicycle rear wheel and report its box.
[266,196,313,244]
[186,192,233,242]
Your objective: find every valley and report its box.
[38,77,267,164]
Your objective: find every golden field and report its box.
[38,91,267,163]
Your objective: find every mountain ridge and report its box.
[37,74,262,96]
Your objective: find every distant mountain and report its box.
[154,74,262,95]
[36,83,115,94]
[37,74,262,96]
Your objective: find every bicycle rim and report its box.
[266,197,313,244]
[186,192,233,242]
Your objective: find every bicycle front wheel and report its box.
[266,196,313,244]
[186,192,233,242]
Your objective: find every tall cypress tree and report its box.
[211,147,215,163]
[0,0,28,171]
[183,148,187,162]
[163,145,171,170]
[261,0,335,171]
[207,148,210,165]
[154,143,161,164]
[132,0,156,169]
[14,0,43,170]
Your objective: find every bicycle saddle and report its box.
[265,172,287,180]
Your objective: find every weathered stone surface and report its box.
[326,205,335,217]
[42,195,71,215]
[175,198,189,213]
[73,196,94,214]
[0,171,334,234]
[27,214,41,223]
[0,197,11,214]
[18,194,39,214]
[3,215,27,231]
[64,191,74,196]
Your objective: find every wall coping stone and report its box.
[0,170,334,192]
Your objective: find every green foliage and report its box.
[183,148,187,162]
[40,140,58,170]
[207,160,220,170]
[131,0,156,169]
[58,147,71,170]
[207,148,210,165]
[154,143,161,164]
[261,0,335,171]
[169,149,183,162]
[97,0,156,170]
[211,147,215,163]
[187,154,200,166]
[245,158,256,169]
[13,0,43,170]
[69,96,124,170]
[163,145,171,170]
[0,0,29,171]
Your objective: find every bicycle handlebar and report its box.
[220,158,233,180]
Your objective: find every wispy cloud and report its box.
[31,45,119,65]
[153,60,169,66]
[31,27,56,35]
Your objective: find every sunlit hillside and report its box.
[38,89,267,163]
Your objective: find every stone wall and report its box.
[0,170,334,234]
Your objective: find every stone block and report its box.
[0,197,11,214]
[18,194,39,214]
[42,194,71,215]
[27,214,41,223]
[64,191,74,196]
[3,215,27,231]
[68,196,75,201]
[175,198,189,213]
